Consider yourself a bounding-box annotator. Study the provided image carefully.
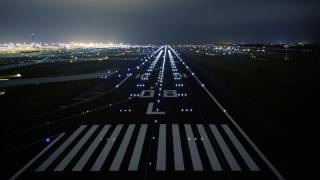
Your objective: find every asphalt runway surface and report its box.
[0,71,115,88]
[1,45,285,180]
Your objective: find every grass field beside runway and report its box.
[182,53,319,112]
[0,79,99,123]
[0,59,138,78]
[182,51,318,179]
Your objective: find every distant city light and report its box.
[0,42,150,52]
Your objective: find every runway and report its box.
[0,71,115,88]
[2,45,285,180]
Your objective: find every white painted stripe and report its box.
[91,125,123,171]
[140,90,155,98]
[196,124,222,171]
[109,125,136,171]
[222,124,260,171]
[128,124,148,171]
[146,102,165,115]
[172,124,185,171]
[209,124,241,171]
[72,97,89,101]
[156,124,166,171]
[169,45,285,180]
[73,125,111,171]
[163,90,178,98]
[116,76,130,88]
[9,133,65,180]
[184,124,203,171]
[36,125,87,172]
[55,125,98,171]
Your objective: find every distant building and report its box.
[30,33,35,44]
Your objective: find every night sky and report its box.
[0,0,319,44]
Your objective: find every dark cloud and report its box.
[0,0,319,43]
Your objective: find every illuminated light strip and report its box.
[168,50,174,64]
[154,50,164,62]
[147,50,163,74]
[168,50,177,79]
[150,46,165,58]
[168,45,285,180]
[160,46,167,75]
[9,133,65,180]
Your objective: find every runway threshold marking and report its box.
[197,124,222,171]
[55,125,99,171]
[222,125,260,171]
[73,125,111,171]
[172,124,185,171]
[36,125,87,172]
[210,124,241,171]
[185,124,203,171]
[128,124,148,171]
[109,125,135,171]
[156,124,166,171]
[91,125,123,171]
[14,124,265,174]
